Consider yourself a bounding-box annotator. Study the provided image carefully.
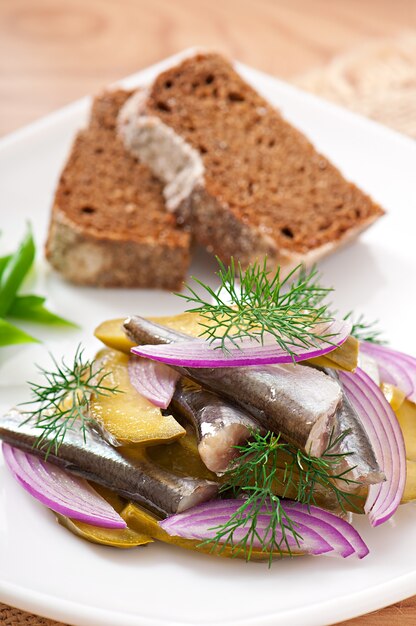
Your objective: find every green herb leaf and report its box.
[202,430,359,563]
[0,254,12,280]
[344,311,386,345]
[0,227,35,318]
[0,227,79,347]
[8,295,78,327]
[177,257,334,359]
[20,345,121,456]
[0,318,39,347]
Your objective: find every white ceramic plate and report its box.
[1,50,416,626]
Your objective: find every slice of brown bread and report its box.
[46,89,190,289]
[119,53,384,273]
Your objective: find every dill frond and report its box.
[344,312,386,345]
[177,257,334,358]
[201,430,359,564]
[20,345,121,456]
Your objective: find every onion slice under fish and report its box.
[360,342,416,403]
[2,443,126,529]
[131,318,351,368]
[159,499,369,558]
[339,368,406,526]
[128,356,179,409]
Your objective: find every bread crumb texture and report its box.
[46,90,190,288]
[144,53,384,258]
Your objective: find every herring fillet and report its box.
[124,316,384,486]
[188,364,343,457]
[171,379,262,474]
[324,369,385,487]
[124,316,342,456]
[0,409,218,517]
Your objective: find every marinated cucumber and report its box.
[90,349,185,446]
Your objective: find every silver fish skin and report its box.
[324,369,385,488]
[125,317,386,485]
[0,409,218,517]
[124,316,185,346]
[124,316,343,456]
[171,379,261,474]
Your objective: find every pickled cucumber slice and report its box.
[121,503,300,560]
[381,383,406,412]
[94,313,207,354]
[55,483,153,548]
[396,398,416,462]
[94,314,358,371]
[402,460,416,503]
[55,513,153,548]
[90,349,185,446]
[95,319,135,354]
[147,430,218,482]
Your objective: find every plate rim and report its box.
[2,567,416,626]
[1,47,416,626]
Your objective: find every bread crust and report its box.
[46,205,190,289]
[183,187,380,277]
[46,89,191,289]
[118,53,384,274]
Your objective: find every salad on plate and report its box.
[0,256,415,565]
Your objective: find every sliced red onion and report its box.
[159,499,368,558]
[339,368,406,526]
[131,319,351,368]
[128,356,179,409]
[2,443,126,528]
[360,342,416,402]
[287,502,368,558]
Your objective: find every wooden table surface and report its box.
[1,1,416,625]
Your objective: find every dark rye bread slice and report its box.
[119,53,384,272]
[46,89,190,289]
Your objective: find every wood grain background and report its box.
[1,0,416,135]
[1,1,416,624]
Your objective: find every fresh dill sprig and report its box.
[202,430,359,564]
[200,431,302,564]
[344,311,386,345]
[292,264,331,309]
[282,429,360,512]
[20,345,120,456]
[177,257,334,358]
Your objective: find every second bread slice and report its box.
[46,90,191,289]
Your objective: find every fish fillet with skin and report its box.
[124,316,384,486]
[170,378,262,474]
[181,362,343,457]
[324,368,385,488]
[0,409,218,517]
[124,317,340,456]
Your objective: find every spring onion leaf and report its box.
[0,318,39,346]
[8,295,79,327]
[0,254,12,280]
[0,227,77,345]
[0,226,35,318]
